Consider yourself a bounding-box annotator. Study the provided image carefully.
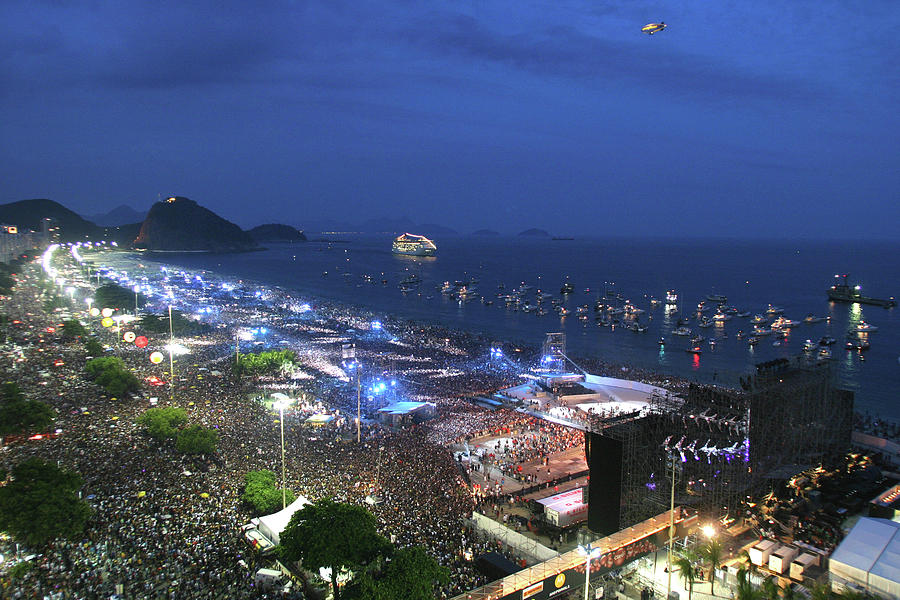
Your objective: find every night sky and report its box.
[2,1,898,238]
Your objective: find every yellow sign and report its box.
[554,573,566,588]
[149,352,164,364]
[101,317,114,328]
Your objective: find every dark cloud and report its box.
[399,13,825,105]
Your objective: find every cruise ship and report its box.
[391,233,437,257]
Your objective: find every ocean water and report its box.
[129,236,900,419]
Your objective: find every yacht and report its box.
[665,290,678,305]
[765,304,785,316]
[751,314,768,324]
[398,274,422,286]
[846,339,871,351]
[706,293,728,303]
[803,314,827,324]
[855,322,878,333]
[672,326,692,336]
[770,316,800,330]
[818,336,836,346]
[818,347,832,360]
[802,340,817,352]
[392,233,436,256]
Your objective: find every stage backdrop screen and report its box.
[585,432,623,535]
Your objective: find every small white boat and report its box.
[672,326,692,336]
[855,322,878,332]
[751,314,768,324]
[766,304,785,316]
[803,314,827,324]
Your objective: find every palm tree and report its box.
[761,576,780,600]
[734,567,763,600]
[780,583,797,600]
[699,539,724,596]
[811,582,834,600]
[673,553,698,600]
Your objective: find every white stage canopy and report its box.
[256,495,311,546]
[830,517,900,598]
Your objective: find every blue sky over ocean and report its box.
[2,0,898,237]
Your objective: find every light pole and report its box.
[667,452,678,600]
[168,305,175,401]
[133,285,140,315]
[275,399,292,508]
[577,543,602,600]
[356,364,361,443]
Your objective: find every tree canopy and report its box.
[83,337,105,358]
[234,349,297,376]
[0,458,91,546]
[139,310,209,336]
[280,498,389,600]
[137,406,188,440]
[242,469,296,515]
[175,425,218,455]
[93,283,142,312]
[345,546,449,600]
[84,356,140,396]
[60,318,88,340]
[0,382,55,439]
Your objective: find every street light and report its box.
[167,305,175,400]
[274,398,293,508]
[577,543,603,600]
[702,524,716,539]
[133,285,140,315]
[667,452,678,600]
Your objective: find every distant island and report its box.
[247,224,307,242]
[472,229,500,236]
[133,197,258,253]
[518,228,550,237]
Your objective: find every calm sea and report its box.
[130,236,900,419]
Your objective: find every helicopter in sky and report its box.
[641,22,667,35]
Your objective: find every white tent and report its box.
[255,495,311,546]
[830,517,900,599]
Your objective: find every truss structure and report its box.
[595,356,852,528]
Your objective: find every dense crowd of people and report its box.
[2,249,793,599]
[0,257,543,598]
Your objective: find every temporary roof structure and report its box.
[255,495,310,546]
[830,517,900,598]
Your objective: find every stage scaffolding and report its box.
[593,356,852,528]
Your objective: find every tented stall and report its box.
[829,517,900,599]
[254,495,310,546]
